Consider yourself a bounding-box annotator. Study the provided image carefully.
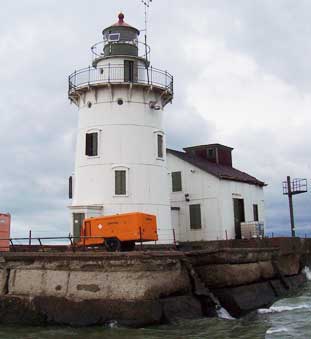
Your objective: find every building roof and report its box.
[183,143,234,152]
[106,13,140,34]
[167,148,266,187]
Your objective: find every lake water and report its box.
[1,269,311,339]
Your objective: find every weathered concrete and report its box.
[9,268,189,301]
[276,254,300,276]
[0,238,309,326]
[212,273,307,317]
[196,261,275,288]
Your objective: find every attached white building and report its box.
[167,144,265,242]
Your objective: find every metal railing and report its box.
[0,228,178,253]
[91,40,151,61]
[68,64,174,97]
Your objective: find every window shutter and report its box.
[133,61,138,82]
[124,60,131,82]
[92,133,98,156]
[69,176,73,199]
[157,134,163,158]
[190,204,202,229]
[85,132,98,156]
[85,133,92,156]
[172,172,182,192]
[115,170,126,195]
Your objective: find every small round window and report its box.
[87,101,92,108]
[117,99,124,106]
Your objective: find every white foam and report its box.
[217,307,235,320]
[266,326,289,334]
[303,266,311,281]
[106,320,118,328]
[258,304,311,314]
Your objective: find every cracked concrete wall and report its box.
[2,256,191,301]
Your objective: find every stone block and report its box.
[277,254,300,276]
[212,281,277,317]
[0,269,8,295]
[160,296,203,322]
[197,262,275,288]
[67,269,190,301]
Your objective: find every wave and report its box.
[106,320,119,328]
[266,326,289,334]
[217,307,235,320]
[303,266,311,280]
[258,304,311,314]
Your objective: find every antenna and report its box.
[140,0,152,63]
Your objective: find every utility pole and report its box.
[283,177,307,237]
[286,176,295,237]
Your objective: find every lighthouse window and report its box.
[69,176,73,199]
[85,132,98,157]
[157,134,164,158]
[108,33,120,42]
[115,170,127,195]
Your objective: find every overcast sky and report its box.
[1,0,311,238]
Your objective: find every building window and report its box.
[253,204,259,221]
[190,204,202,229]
[208,149,214,157]
[85,132,98,157]
[69,176,73,199]
[157,134,164,158]
[172,172,182,192]
[115,170,127,195]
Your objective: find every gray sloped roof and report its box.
[167,149,266,187]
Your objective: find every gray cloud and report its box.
[0,0,310,238]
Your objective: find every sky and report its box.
[0,0,311,238]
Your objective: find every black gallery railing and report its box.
[68,64,174,96]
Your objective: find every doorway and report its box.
[124,60,137,82]
[73,213,85,241]
[233,199,245,239]
[171,207,181,241]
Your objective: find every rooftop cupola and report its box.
[90,13,149,66]
[69,12,173,107]
[184,144,234,167]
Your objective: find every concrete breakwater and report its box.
[0,237,309,327]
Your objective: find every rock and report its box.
[0,296,163,327]
[212,281,277,317]
[160,296,203,322]
[285,273,307,289]
[277,254,300,276]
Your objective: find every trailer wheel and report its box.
[104,238,121,252]
[121,241,135,252]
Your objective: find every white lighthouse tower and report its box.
[68,13,174,243]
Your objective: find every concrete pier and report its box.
[0,238,309,326]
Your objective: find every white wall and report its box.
[70,63,173,243]
[167,153,265,242]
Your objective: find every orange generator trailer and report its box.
[77,212,158,251]
[0,213,10,252]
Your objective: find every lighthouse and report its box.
[68,13,174,242]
